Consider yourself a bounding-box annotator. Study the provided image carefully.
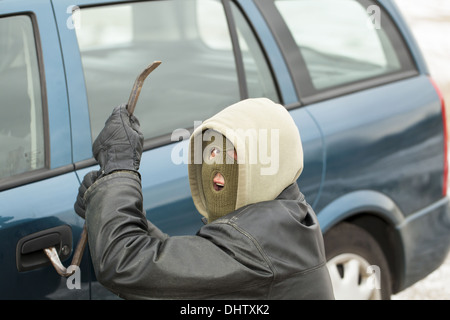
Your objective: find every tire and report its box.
[324,222,392,300]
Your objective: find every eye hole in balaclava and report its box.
[201,133,238,223]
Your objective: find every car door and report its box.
[236,0,325,208]
[255,0,449,300]
[255,0,443,225]
[0,0,89,299]
[53,0,324,298]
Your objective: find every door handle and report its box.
[16,225,72,272]
[44,224,87,277]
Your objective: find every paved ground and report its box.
[392,253,450,299]
[390,0,450,300]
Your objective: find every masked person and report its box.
[75,98,334,299]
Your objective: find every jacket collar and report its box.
[276,182,304,202]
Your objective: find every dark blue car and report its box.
[1,0,449,299]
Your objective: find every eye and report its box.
[210,147,221,159]
[227,149,237,161]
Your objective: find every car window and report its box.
[75,0,278,142]
[230,2,279,102]
[274,0,411,91]
[0,15,45,180]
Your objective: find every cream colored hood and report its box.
[188,98,303,219]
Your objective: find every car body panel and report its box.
[0,172,89,299]
[397,196,450,289]
[51,0,93,163]
[306,73,450,291]
[308,75,445,216]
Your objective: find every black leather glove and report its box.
[93,104,144,176]
[74,170,100,219]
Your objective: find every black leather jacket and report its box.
[85,171,334,299]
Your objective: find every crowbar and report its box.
[44,61,162,277]
[127,61,161,115]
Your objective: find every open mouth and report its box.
[213,181,224,191]
[213,173,225,191]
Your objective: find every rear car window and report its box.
[0,15,45,180]
[75,0,278,142]
[274,0,416,91]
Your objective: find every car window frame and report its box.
[254,0,419,105]
[0,12,56,192]
[230,0,282,104]
[64,0,281,171]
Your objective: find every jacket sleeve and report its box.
[84,171,272,299]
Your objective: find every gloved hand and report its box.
[74,104,144,219]
[74,170,100,219]
[93,104,144,176]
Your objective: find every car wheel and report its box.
[324,222,392,300]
